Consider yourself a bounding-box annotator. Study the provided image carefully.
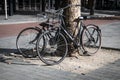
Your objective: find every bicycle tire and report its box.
[36,30,68,65]
[16,27,40,58]
[81,24,101,56]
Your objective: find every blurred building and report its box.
[82,0,120,10]
[0,0,119,16]
[0,0,55,15]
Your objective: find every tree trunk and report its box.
[62,0,81,56]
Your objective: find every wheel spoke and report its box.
[81,25,101,55]
[37,30,68,65]
[16,27,39,58]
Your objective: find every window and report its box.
[0,0,4,11]
[16,0,41,11]
[18,0,23,10]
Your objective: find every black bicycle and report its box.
[16,12,57,58]
[36,4,102,65]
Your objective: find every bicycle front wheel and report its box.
[16,27,40,58]
[37,30,68,65]
[81,24,101,56]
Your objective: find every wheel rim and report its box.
[16,28,39,57]
[37,30,68,65]
[82,26,101,55]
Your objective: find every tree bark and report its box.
[62,0,81,56]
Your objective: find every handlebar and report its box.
[38,4,81,17]
[37,4,81,22]
[54,4,81,16]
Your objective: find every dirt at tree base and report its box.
[23,49,120,74]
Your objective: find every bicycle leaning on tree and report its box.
[16,11,58,58]
[36,4,102,65]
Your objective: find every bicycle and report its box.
[36,4,101,65]
[16,12,58,58]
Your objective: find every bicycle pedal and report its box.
[83,51,88,54]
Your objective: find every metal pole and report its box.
[5,0,8,20]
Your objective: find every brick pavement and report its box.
[0,22,40,38]
[0,19,120,52]
[0,19,120,80]
[0,10,120,80]
[0,19,119,38]
[0,55,120,80]
[0,19,120,51]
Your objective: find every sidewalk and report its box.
[100,22,120,50]
[0,20,120,54]
[0,14,47,25]
[0,59,82,80]
[0,59,119,80]
[0,13,120,80]
[0,12,120,53]
[0,10,120,25]
[82,9,120,17]
[0,50,120,80]
[0,10,120,80]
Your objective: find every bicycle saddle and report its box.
[39,22,53,28]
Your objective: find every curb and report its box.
[86,15,120,20]
[101,47,120,51]
[0,48,18,54]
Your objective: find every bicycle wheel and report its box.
[81,24,101,56]
[16,27,40,58]
[36,30,68,65]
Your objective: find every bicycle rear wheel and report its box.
[16,27,40,58]
[36,30,68,65]
[81,24,101,56]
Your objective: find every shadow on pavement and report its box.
[0,48,38,65]
[0,56,120,80]
[0,48,18,53]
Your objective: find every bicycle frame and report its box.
[57,15,85,48]
[41,4,97,49]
